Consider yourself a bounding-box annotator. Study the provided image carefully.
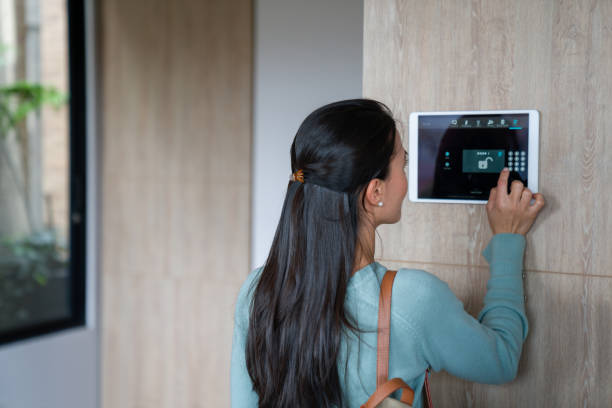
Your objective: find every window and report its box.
[0,0,86,345]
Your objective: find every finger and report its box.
[497,167,510,193]
[528,193,546,213]
[487,187,497,209]
[520,188,533,208]
[489,187,497,201]
[510,180,525,202]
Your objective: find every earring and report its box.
[377,201,383,207]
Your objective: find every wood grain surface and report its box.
[365,0,612,406]
[366,0,612,277]
[99,0,252,406]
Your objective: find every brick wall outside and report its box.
[40,0,69,247]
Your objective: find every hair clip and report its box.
[291,169,305,183]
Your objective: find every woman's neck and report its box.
[352,222,376,275]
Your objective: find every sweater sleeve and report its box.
[230,271,260,407]
[418,233,528,384]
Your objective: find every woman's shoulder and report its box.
[234,266,264,329]
[350,262,451,300]
[238,266,264,297]
[388,266,450,294]
[384,266,463,333]
[388,266,459,309]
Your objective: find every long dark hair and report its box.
[246,99,397,407]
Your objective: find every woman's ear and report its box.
[363,178,385,208]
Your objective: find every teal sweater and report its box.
[231,233,528,407]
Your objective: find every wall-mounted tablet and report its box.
[408,110,539,204]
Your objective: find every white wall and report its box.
[0,1,99,407]
[252,0,364,269]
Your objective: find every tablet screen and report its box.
[417,114,529,200]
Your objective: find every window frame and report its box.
[0,0,87,346]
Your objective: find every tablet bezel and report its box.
[408,109,539,204]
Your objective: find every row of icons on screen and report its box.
[450,118,521,128]
[444,150,526,157]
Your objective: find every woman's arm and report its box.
[414,167,543,383]
[417,233,528,384]
[230,317,258,407]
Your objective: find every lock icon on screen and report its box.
[478,157,494,169]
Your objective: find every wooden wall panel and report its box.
[99,0,252,407]
[366,0,612,277]
[365,0,612,406]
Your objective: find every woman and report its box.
[230,99,545,407]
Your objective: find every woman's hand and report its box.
[486,168,545,235]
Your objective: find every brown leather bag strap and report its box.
[376,270,397,388]
[400,385,416,405]
[361,377,414,408]
[374,269,433,408]
[424,368,433,408]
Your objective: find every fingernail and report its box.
[503,167,509,172]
